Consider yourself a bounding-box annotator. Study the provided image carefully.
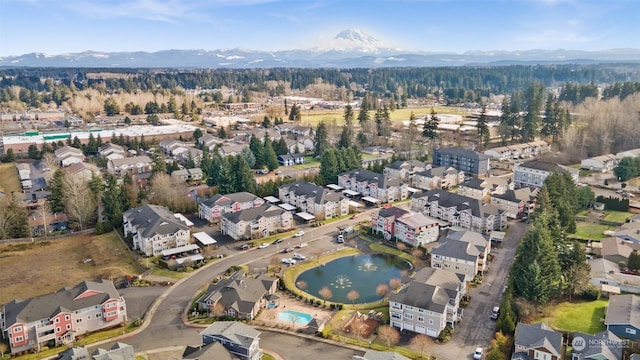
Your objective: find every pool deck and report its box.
[256,295,334,330]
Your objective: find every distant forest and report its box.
[2,63,640,103]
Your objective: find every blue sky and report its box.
[1,0,638,56]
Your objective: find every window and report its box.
[429,319,434,325]
[87,315,91,320]
[13,327,22,333]
[56,327,61,333]
[14,336,23,342]
[66,324,71,330]
[626,328,637,335]
[76,319,82,323]
[96,313,102,318]
[417,316,424,322]
[404,305,414,311]
[65,315,70,321]
[55,318,60,323]
[404,313,413,320]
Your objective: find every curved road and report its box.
[98,213,371,353]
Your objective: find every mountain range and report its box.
[1,29,639,68]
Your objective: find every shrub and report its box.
[581,285,601,300]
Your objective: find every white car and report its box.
[337,234,345,243]
[258,243,270,249]
[296,243,308,248]
[293,253,306,260]
[473,347,483,360]
[281,258,297,265]
[294,231,305,237]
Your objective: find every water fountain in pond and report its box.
[329,274,353,289]
[357,258,378,272]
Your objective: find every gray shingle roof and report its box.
[446,230,489,248]
[201,321,260,349]
[385,160,426,170]
[434,147,489,160]
[412,267,465,291]
[459,178,485,190]
[572,332,622,360]
[201,192,260,208]
[200,272,277,315]
[341,169,404,188]
[222,204,287,224]
[377,206,410,219]
[3,280,120,327]
[414,166,458,178]
[389,282,456,313]
[516,160,565,173]
[513,323,562,358]
[354,350,411,360]
[123,204,189,238]
[280,182,346,205]
[605,294,640,329]
[396,213,438,229]
[431,239,480,262]
[109,155,152,167]
[412,190,501,219]
[183,342,234,360]
[91,343,135,360]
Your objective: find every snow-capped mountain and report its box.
[1,29,639,68]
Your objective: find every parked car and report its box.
[490,306,500,320]
[337,234,345,243]
[293,253,306,260]
[283,247,295,253]
[258,243,270,249]
[473,347,483,360]
[273,238,283,244]
[281,258,296,265]
[350,214,358,219]
[294,230,305,237]
[239,244,252,250]
[296,243,308,248]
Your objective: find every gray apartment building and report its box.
[433,147,490,178]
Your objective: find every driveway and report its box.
[433,221,527,360]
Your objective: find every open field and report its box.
[0,163,21,194]
[536,299,608,334]
[577,209,634,224]
[0,231,142,305]
[572,222,616,241]
[300,106,470,126]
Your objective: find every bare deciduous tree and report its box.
[62,173,96,230]
[41,152,59,172]
[147,173,195,213]
[318,286,333,304]
[389,278,403,292]
[410,333,434,359]
[376,284,390,298]
[377,325,400,349]
[296,280,308,291]
[347,289,360,305]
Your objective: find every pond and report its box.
[295,253,411,304]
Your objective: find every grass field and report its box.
[572,222,616,241]
[0,231,142,305]
[536,299,608,334]
[300,106,469,126]
[577,209,634,224]
[0,163,21,194]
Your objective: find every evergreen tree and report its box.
[476,105,490,149]
[232,155,256,193]
[313,122,330,157]
[47,169,66,213]
[240,146,256,168]
[338,104,354,148]
[388,93,396,111]
[319,149,339,185]
[422,108,439,140]
[263,136,279,171]
[289,104,301,121]
[629,251,640,271]
[249,135,265,168]
[274,137,289,156]
[262,115,271,128]
[150,152,167,174]
[495,290,516,334]
[284,98,289,116]
[185,153,196,169]
[193,128,203,140]
[101,174,125,227]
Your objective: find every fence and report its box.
[575,216,625,227]
[0,229,95,245]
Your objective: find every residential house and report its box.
[389,267,465,337]
[97,143,126,160]
[171,169,190,182]
[274,123,297,135]
[297,137,314,152]
[200,321,261,360]
[384,160,429,183]
[616,148,640,159]
[278,182,349,220]
[605,294,640,341]
[433,147,490,178]
[0,280,126,354]
[588,257,639,295]
[601,237,635,265]
[352,350,411,360]
[55,146,84,167]
[197,271,279,320]
[431,230,491,280]
[411,190,507,233]
[188,168,203,181]
[371,206,411,241]
[291,125,312,138]
[199,192,265,223]
[29,212,68,235]
[63,162,100,182]
[16,163,30,181]
[394,213,440,247]
[338,169,408,203]
[59,343,136,360]
[175,147,203,166]
[219,144,248,158]
[182,342,235,360]
[158,138,185,155]
[123,204,191,256]
[107,156,153,178]
[484,141,550,161]
[512,322,563,360]
[581,154,619,173]
[490,187,537,219]
[615,222,640,244]
[221,204,293,241]
[458,177,512,202]
[570,331,623,360]
[513,160,579,189]
[198,133,224,152]
[277,154,305,166]
[412,167,465,191]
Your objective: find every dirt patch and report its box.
[342,311,381,339]
[0,163,21,194]
[0,232,142,305]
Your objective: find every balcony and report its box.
[36,323,55,331]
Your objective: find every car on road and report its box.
[292,253,306,260]
[337,234,345,243]
[294,231,305,237]
[281,258,297,265]
[473,347,483,360]
[490,306,500,320]
[239,244,252,250]
[350,214,358,219]
[273,238,283,244]
[283,247,295,253]
[258,243,270,249]
[296,243,308,248]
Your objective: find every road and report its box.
[433,221,526,360]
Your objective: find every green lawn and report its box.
[536,299,608,334]
[572,222,616,241]
[292,156,320,170]
[300,106,468,126]
[577,209,634,224]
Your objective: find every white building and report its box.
[513,160,579,188]
[123,204,191,256]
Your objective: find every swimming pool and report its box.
[278,310,313,325]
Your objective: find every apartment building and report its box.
[433,147,490,178]
[199,192,264,223]
[123,204,191,256]
[221,205,293,241]
[278,182,349,220]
